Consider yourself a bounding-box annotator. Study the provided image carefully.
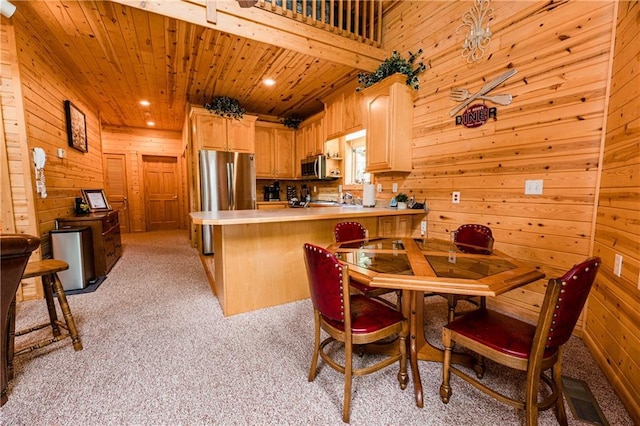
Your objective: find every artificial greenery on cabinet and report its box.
[356,49,426,91]
[281,115,303,129]
[204,96,246,119]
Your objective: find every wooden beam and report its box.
[109,0,384,71]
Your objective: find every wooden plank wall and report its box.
[101,126,187,233]
[381,0,613,321]
[588,0,640,419]
[3,15,104,300]
[381,1,638,419]
[1,16,42,301]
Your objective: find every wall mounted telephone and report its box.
[33,147,47,198]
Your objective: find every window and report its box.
[344,130,370,185]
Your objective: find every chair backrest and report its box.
[1,234,41,304]
[452,224,494,251]
[543,256,600,350]
[334,222,367,243]
[303,243,348,323]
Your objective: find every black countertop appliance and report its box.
[263,180,280,201]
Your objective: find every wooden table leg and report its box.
[409,290,479,408]
[408,290,424,408]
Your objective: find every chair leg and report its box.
[552,360,568,426]
[51,273,82,351]
[42,275,61,337]
[525,368,541,426]
[343,339,353,423]
[7,299,16,381]
[308,312,321,382]
[439,329,453,403]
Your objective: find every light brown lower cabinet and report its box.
[378,215,413,237]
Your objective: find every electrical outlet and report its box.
[420,220,427,236]
[614,254,623,277]
[313,186,317,193]
[452,191,460,204]
[377,183,383,192]
[525,179,543,195]
[392,183,398,193]
[338,185,342,192]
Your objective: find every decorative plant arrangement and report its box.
[281,114,303,129]
[356,49,427,91]
[395,192,409,203]
[204,96,245,119]
[395,192,409,209]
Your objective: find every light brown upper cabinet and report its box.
[295,112,325,174]
[360,74,413,173]
[255,122,295,179]
[190,106,257,153]
[323,81,362,140]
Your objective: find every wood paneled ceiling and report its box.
[15,1,391,132]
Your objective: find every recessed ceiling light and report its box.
[263,78,276,86]
[146,121,155,126]
[140,100,151,106]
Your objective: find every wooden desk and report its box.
[328,237,545,408]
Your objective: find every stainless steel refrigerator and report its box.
[199,149,256,254]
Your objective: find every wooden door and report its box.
[143,155,181,231]
[103,153,130,232]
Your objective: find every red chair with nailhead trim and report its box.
[333,222,400,309]
[440,257,601,426]
[303,243,408,423]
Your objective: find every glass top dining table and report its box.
[327,236,545,408]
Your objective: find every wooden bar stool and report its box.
[7,259,83,380]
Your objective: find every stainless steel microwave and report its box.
[301,155,338,181]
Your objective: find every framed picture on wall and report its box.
[81,189,111,212]
[64,100,88,153]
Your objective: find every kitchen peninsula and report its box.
[190,207,426,316]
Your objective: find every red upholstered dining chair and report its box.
[440,257,601,426]
[1,234,41,407]
[303,243,408,423]
[333,221,400,309]
[445,224,495,322]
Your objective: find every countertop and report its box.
[190,206,425,225]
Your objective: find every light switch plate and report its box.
[377,183,383,192]
[392,183,398,193]
[525,179,543,195]
[614,254,623,277]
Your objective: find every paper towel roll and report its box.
[363,184,376,207]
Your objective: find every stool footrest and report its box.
[15,321,65,337]
[14,333,71,356]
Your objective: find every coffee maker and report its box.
[263,180,280,201]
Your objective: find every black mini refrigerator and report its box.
[50,227,96,291]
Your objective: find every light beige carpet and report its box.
[1,230,633,425]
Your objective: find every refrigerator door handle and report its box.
[226,162,234,209]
